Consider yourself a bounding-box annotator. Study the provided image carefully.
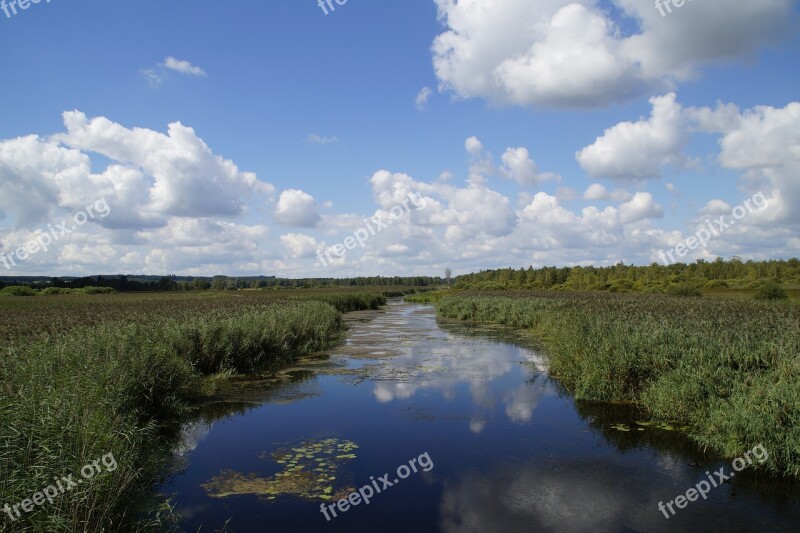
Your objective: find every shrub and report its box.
[1,285,36,296]
[608,280,634,293]
[81,286,117,295]
[40,287,77,295]
[755,281,788,300]
[666,284,702,297]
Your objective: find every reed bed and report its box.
[435,291,800,478]
[0,291,382,531]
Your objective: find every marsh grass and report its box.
[0,291,383,531]
[435,291,800,478]
[405,289,458,303]
[296,292,386,313]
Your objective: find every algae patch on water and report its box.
[608,420,690,433]
[634,420,691,432]
[202,438,359,501]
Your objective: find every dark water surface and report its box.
[158,301,799,532]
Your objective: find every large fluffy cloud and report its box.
[714,102,800,224]
[274,189,321,228]
[576,93,688,180]
[0,112,282,274]
[58,111,271,218]
[619,192,664,224]
[280,233,319,259]
[500,147,559,186]
[0,135,86,227]
[432,0,794,108]
[2,101,798,276]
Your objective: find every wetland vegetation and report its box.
[0,289,389,531]
[426,290,800,478]
[2,260,798,530]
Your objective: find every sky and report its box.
[0,0,799,278]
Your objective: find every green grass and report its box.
[0,290,385,531]
[433,291,800,478]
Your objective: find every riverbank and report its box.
[427,291,800,479]
[0,291,386,531]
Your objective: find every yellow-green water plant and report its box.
[203,438,359,502]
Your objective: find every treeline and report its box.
[256,276,442,288]
[453,257,800,292]
[0,275,443,293]
[170,275,441,291]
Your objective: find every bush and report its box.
[666,284,702,297]
[40,287,77,295]
[755,281,788,301]
[1,285,36,296]
[608,280,634,293]
[81,286,117,295]
[704,280,729,289]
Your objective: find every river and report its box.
[157,301,800,532]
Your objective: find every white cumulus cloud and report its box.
[577,93,688,180]
[274,189,322,228]
[432,0,794,108]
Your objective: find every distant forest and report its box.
[452,258,800,292]
[0,275,443,292]
[2,258,798,294]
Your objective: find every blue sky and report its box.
[1,0,799,277]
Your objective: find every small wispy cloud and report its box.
[141,56,207,87]
[140,68,163,88]
[307,133,338,145]
[163,57,207,77]
[415,87,433,111]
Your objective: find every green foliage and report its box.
[755,281,788,300]
[81,286,117,295]
[39,287,78,295]
[300,293,386,313]
[0,293,355,531]
[607,279,634,293]
[435,291,800,478]
[666,284,702,297]
[382,288,427,298]
[192,278,211,291]
[453,258,800,295]
[1,285,37,296]
[405,289,459,303]
[0,289,386,344]
[16,286,117,296]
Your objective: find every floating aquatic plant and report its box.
[635,420,690,432]
[203,438,359,502]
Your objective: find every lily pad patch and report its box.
[203,438,359,502]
